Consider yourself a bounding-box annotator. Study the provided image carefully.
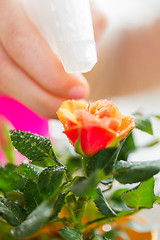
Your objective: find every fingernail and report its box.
[68,86,86,99]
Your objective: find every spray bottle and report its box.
[20,0,97,73]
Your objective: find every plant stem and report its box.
[77,199,87,224]
[61,176,79,192]
[102,184,113,193]
[84,209,138,229]
[64,172,70,182]
[50,217,71,228]
[66,206,77,226]
[51,217,70,224]
[84,216,114,228]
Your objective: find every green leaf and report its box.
[95,188,116,217]
[11,201,53,239]
[38,166,65,200]
[110,188,131,213]
[155,115,160,120]
[111,189,129,201]
[113,160,160,184]
[16,163,43,180]
[51,193,66,218]
[59,227,83,240]
[10,130,61,165]
[0,197,27,226]
[0,164,26,193]
[117,133,136,161]
[104,230,116,240]
[121,178,156,210]
[135,116,153,135]
[87,139,126,177]
[101,177,113,185]
[155,196,160,204]
[6,191,24,207]
[87,148,117,176]
[71,177,96,199]
[24,180,42,214]
[66,155,82,173]
[91,235,104,240]
[144,140,160,148]
[71,171,105,199]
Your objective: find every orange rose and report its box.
[57,100,135,156]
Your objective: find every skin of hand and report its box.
[0,0,106,119]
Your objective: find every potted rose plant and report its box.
[0,99,159,240]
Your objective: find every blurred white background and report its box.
[95,0,160,31]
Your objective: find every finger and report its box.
[0,43,66,119]
[0,0,89,99]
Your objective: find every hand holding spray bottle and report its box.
[20,0,97,73]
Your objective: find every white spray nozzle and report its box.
[20,0,97,73]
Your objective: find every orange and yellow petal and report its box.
[118,116,135,138]
[57,100,88,129]
[89,100,122,123]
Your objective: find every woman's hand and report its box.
[0,0,106,118]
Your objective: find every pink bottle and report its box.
[0,95,49,136]
[0,95,49,164]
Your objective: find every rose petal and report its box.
[75,110,120,132]
[80,126,117,156]
[57,100,88,129]
[64,127,79,146]
[118,116,135,139]
[57,108,79,130]
[89,100,122,122]
[102,117,120,131]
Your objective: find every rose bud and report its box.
[57,100,135,156]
